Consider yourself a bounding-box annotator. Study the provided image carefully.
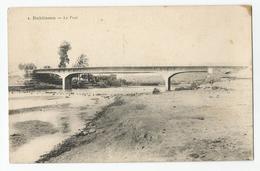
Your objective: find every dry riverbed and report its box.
[33,78,252,163]
[9,86,165,163]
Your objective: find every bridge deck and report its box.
[34,66,246,74]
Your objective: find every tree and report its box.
[18,63,37,77]
[73,54,89,68]
[18,63,25,70]
[58,41,71,68]
[72,54,89,86]
[18,63,37,70]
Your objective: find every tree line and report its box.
[19,41,89,75]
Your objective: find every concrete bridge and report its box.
[33,66,244,91]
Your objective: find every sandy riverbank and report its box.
[36,78,253,163]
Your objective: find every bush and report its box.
[97,81,108,88]
[190,82,199,90]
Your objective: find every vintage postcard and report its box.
[8,6,253,163]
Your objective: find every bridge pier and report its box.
[167,75,173,91]
[62,77,66,90]
[61,75,73,90]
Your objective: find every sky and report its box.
[8,6,252,73]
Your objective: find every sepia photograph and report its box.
[8,6,253,163]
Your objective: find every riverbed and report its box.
[9,78,253,163]
[9,86,165,163]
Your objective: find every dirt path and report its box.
[37,79,253,163]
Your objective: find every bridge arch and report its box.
[61,73,82,90]
[164,71,208,91]
[35,72,83,90]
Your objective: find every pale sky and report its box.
[8,6,252,73]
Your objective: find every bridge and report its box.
[33,66,245,91]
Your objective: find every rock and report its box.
[192,116,204,120]
[190,153,200,158]
[89,122,94,127]
[152,88,160,94]
[212,139,221,143]
[89,128,96,133]
[162,128,166,133]
[82,131,88,135]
